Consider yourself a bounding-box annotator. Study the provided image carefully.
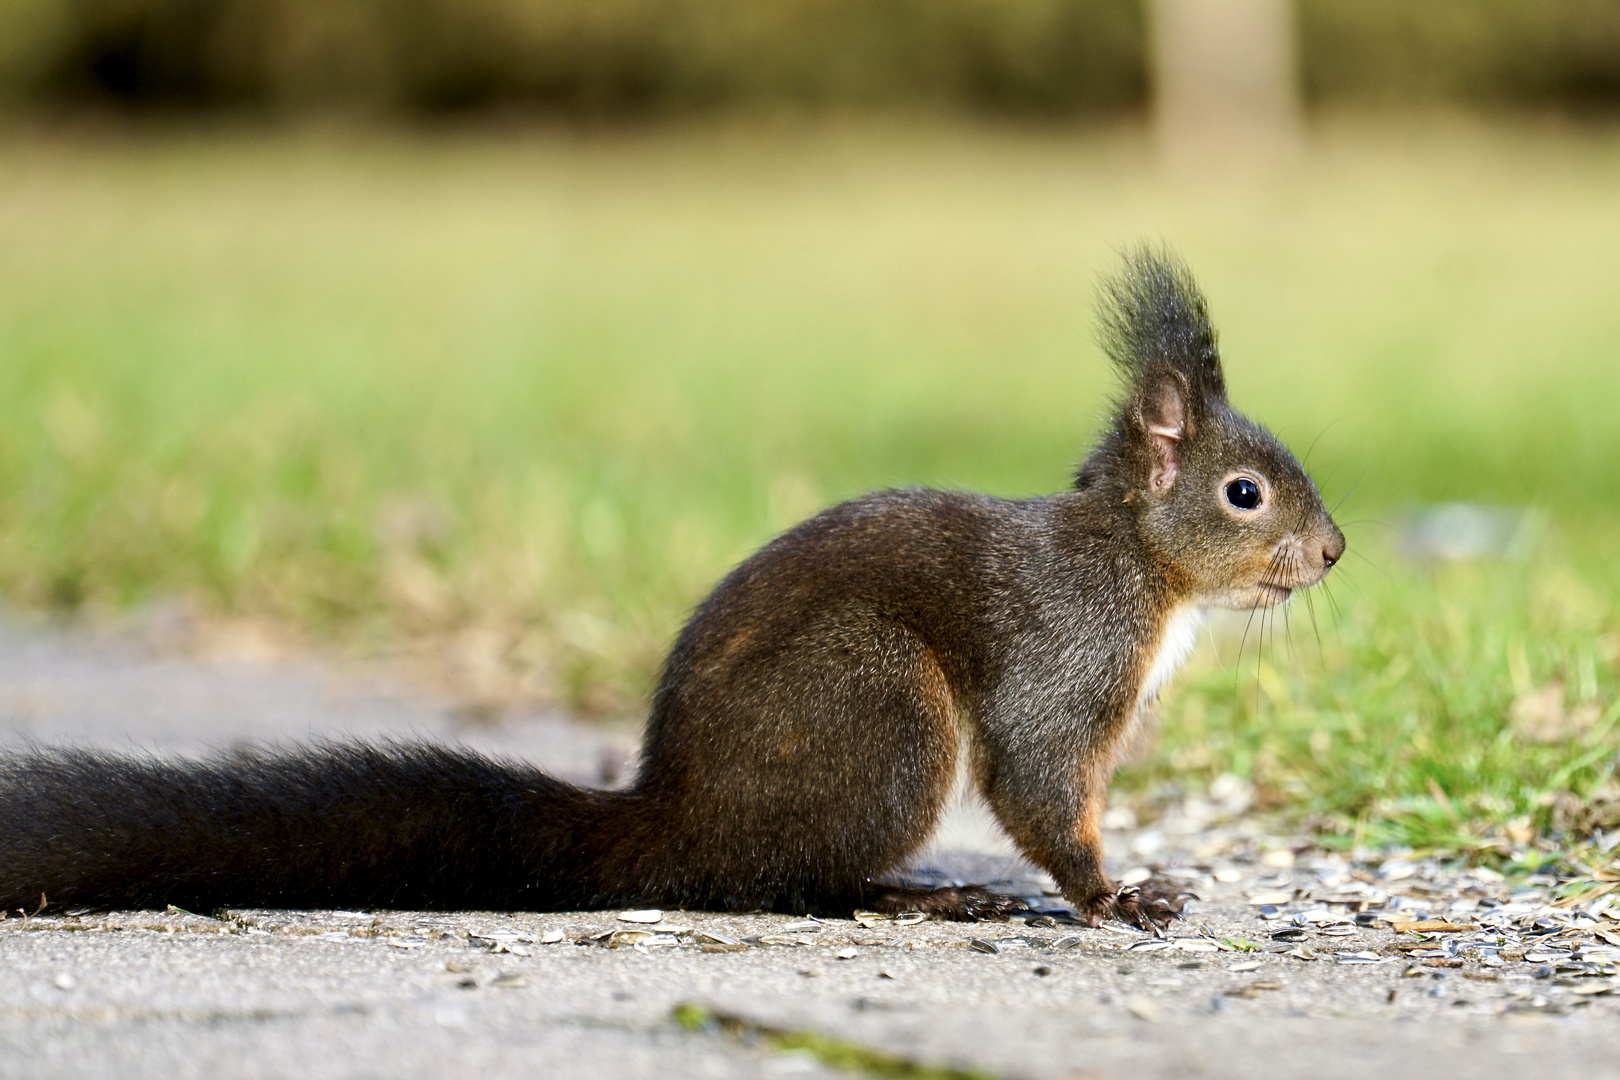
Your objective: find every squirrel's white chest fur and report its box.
[1138,604,1205,706]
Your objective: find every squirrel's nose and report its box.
[1321,532,1346,570]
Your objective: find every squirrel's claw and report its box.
[1076,881,1193,934]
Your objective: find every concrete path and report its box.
[1,622,1616,1080]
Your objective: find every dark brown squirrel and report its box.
[0,248,1343,928]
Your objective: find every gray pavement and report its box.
[1,621,1617,1079]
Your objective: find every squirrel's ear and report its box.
[1136,367,1190,494]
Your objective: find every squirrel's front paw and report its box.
[1075,882,1191,933]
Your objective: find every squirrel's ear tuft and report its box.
[1096,246,1226,414]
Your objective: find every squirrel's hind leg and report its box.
[635,616,965,916]
[861,883,1025,922]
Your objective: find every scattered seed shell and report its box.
[1125,996,1162,1022]
[1335,951,1385,964]
[617,910,664,924]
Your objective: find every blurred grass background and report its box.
[0,0,1617,869]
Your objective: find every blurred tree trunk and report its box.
[1150,0,1301,164]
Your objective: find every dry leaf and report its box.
[1509,683,1600,743]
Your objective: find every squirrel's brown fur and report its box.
[0,248,1343,927]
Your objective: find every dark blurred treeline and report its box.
[1,0,1619,115]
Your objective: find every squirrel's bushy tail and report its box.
[0,743,629,912]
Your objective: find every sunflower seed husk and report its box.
[968,938,1001,954]
[1125,996,1162,1022]
[617,910,664,924]
[1567,981,1614,996]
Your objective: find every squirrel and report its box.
[0,248,1343,929]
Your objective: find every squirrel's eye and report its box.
[1225,477,1262,510]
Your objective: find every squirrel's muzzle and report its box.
[1320,529,1346,571]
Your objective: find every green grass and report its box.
[1142,537,1620,875]
[0,115,1615,867]
[673,1002,997,1079]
